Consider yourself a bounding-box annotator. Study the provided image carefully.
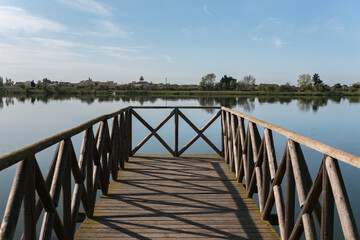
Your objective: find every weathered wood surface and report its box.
[75,154,279,239]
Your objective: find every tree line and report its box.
[199,73,360,93]
[1,73,360,94]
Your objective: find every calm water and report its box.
[1,95,359,239]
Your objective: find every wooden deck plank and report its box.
[75,154,280,240]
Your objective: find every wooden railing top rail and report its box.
[222,106,360,168]
[0,106,131,171]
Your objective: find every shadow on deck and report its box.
[74,154,279,239]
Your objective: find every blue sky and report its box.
[0,0,359,85]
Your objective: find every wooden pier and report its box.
[75,154,279,239]
[0,106,359,240]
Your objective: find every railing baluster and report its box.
[34,160,65,240]
[0,158,30,239]
[262,143,287,238]
[40,139,70,240]
[288,140,318,239]
[110,115,119,180]
[119,113,125,169]
[237,117,246,183]
[289,161,323,240]
[62,144,72,239]
[175,107,179,157]
[321,157,334,240]
[222,110,228,163]
[285,149,295,239]
[231,114,239,175]
[325,156,359,239]
[23,156,36,240]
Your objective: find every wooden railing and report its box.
[0,107,132,240]
[0,106,222,240]
[0,106,359,239]
[221,106,360,240]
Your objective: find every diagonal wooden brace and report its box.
[131,110,175,156]
[178,109,221,156]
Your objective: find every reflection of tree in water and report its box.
[312,97,328,112]
[348,97,360,104]
[237,97,255,112]
[197,97,238,113]
[257,96,292,104]
[328,96,341,104]
[197,98,217,113]
[0,97,15,109]
[297,97,328,112]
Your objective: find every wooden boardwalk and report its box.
[75,154,280,239]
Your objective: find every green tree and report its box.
[5,78,14,86]
[297,74,312,88]
[220,75,237,90]
[199,73,216,90]
[312,73,322,85]
[0,76,3,87]
[42,78,51,84]
[243,75,256,86]
[238,75,255,91]
[314,83,330,92]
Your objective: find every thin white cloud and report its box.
[3,37,152,65]
[203,5,211,16]
[57,0,111,15]
[0,43,85,65]
[163,55,178,65]
[273,37,288,48]
[88,20,133,38]
[252,36,264,41]
[325,18,346,35]
[27,37,146,53]
[0,6,65,35]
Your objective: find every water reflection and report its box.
[0,95,359,112]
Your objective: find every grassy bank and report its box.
[1,87,360,98]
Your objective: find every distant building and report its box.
[130,80,150,88]
[24,81,32,87]
[78,79,95,86]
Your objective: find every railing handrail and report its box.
[222,106,360,168]
[0,107,131,171]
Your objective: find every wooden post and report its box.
[321,157,334,240]
[325,156,359,239]
[221,110,225,157]
[285,151,295,239]
[174,107,179,157]
[23,157,36,240]
[128,108,132,159]
[62,146,72,239]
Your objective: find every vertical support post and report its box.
[221,110,224,157]
[174,107,179,157]
[325,156,359,239]
[128,108,132,158]
[23,157,36,240]
[321,157,334,240]
[285,151,295,239]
